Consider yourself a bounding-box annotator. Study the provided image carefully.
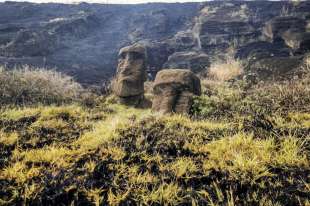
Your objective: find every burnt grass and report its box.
[0,109,309,206]
[1,73,310,205]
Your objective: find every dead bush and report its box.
[0,65,84,106]
[208,56,244,81]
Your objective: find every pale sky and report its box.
[0,0,206,4]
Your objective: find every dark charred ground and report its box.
[0,72,309,205]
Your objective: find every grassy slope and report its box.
[0,79,309,205]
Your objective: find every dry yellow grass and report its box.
[0,65,84,106]
[208,57,244,81]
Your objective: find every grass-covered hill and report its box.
[0,64,309,205]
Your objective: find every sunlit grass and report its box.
[0,131,18,145]
[0,77,309,205]
[202,133,308,179]
[170,157,198,178]
[75,104,152,151]
[0,107,40,121]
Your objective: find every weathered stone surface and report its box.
[143,41,174,79]
[263,16,306,42]
[195,2,260,57]
[0,2,200,85]
[171,31,198,51]
[247,56,303,79]
[0,30,57,57]
[112,44,147,106]
[163,51,210,73]
[235,41,291,64]
[152,69,201,114]
[282,31,310,53]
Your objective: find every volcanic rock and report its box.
[152,69,201,114]
[112,44,147,106]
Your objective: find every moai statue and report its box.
[112,44,147,106]
[152,69,201,114]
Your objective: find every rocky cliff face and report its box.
[0,1,309,85]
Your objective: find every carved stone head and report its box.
[112,44,147,106]
[152,69,201,114]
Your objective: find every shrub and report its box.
[252,73,310,113]
[0,65,84,106]
[208,56,244,81]
[193,67,310,119]
[191,87,242,118]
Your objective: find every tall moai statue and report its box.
[112,44,147,106]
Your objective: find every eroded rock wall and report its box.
[0,1,309,85]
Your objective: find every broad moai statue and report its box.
[152,69,201,114]
[112,44,147,106]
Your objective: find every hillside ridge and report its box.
[0,1,309,85]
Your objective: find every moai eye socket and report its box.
[119,52,126,59]
[131,52,144,60]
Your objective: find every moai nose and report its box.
[124,53,134,63]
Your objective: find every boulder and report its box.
[128,9,169,41]
[163,51,210,73]
[247,56,303,79]
[235,41,291,63]
[263,16,306,42]
[45,13,99,39]
[199,20,258,53]
[282,31,310,53]
[112,44,147,106]
[152,69,201,114]
[0,13,99,58]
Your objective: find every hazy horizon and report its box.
[0,0,206,4]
